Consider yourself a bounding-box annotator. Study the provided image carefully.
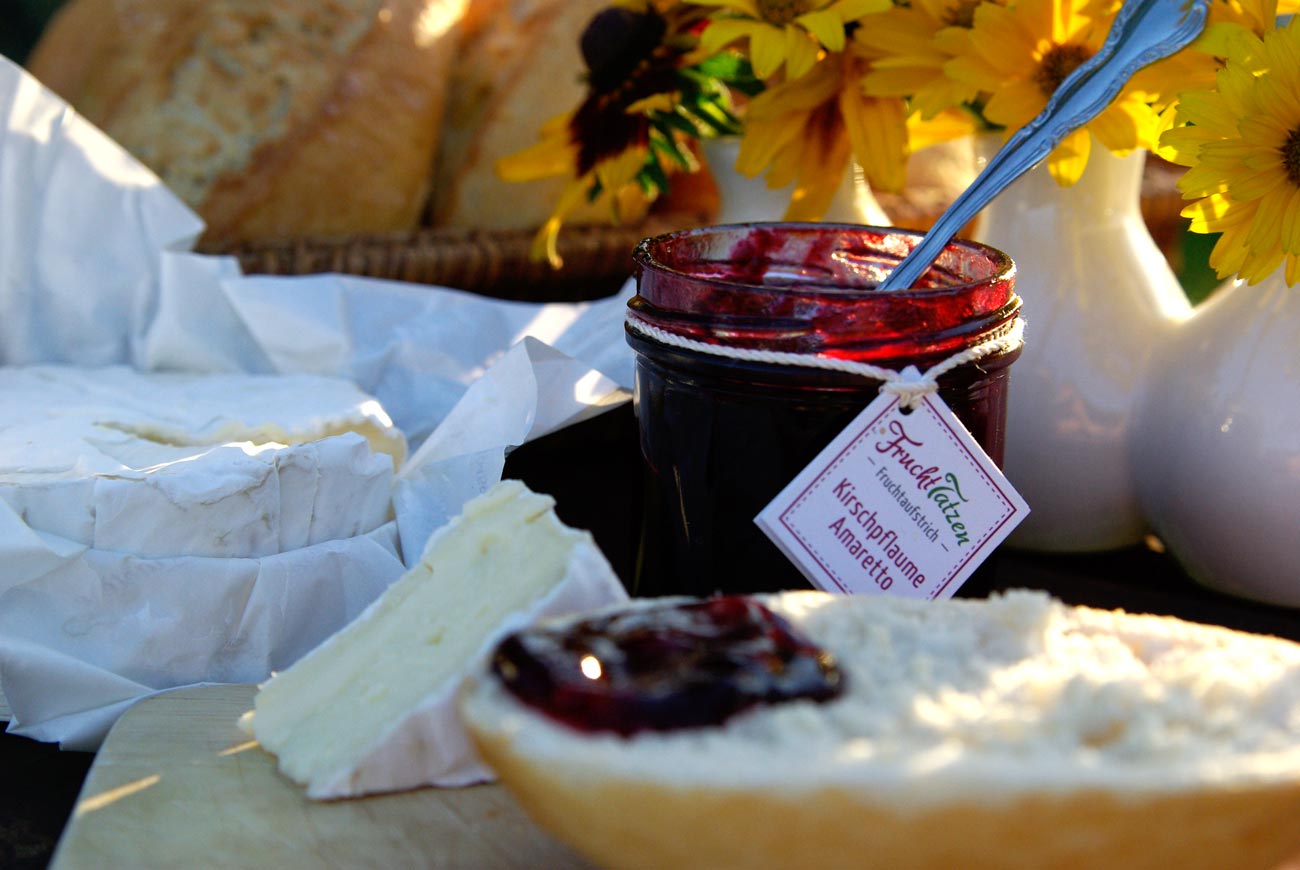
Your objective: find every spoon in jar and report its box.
[877,0,1208,293]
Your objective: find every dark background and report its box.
[2,0,62,65]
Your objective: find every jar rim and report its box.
[629,222,1019,363]
[632,222,1016,301]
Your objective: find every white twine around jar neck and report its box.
[625,313,1026,409]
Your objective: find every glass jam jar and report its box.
[626,223,1021,598]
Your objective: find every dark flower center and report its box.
[757,0,815,26]
[582,6,668,93]
[941,0,980,28]
[1034,43,1092,97]
[1284,127,1300,187]
[572,7,681,176]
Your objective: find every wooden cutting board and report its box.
[50,684,590,869]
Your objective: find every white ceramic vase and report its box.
[700,137,890,225]
[1131,269,1300,607]
[972,140,1193,551]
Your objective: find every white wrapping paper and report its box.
[0,57,636,749]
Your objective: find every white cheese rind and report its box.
[241,480,628,799]
[0,520,406,749]
[0,365,404,558]
[92,435,393,558]
[0,365,407,468]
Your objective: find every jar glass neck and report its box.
[631,223,1019,363]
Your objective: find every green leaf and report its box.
[655,110,702,136]
[638,157,671,196]
[649,127,693,170]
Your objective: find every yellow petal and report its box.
[970,6,1038,72]
[749,24,790,79]
[1181,193,1236,229]
[1047,128,1091,186]
[595,146,651,193]
[1187,204,1254,234]
[686,0,760,12]
[746,59,840,117]
[1240,245,1284,284]
[1088,98,1154,155]
[1280,186,1300,256]
[496,134,577,182]
[1231,168,1290,201]
[784,25,821,79]
[531,177,599,267]
[1178,165,1234,198]
[834,0,893,19]
[1172,89,1239,133]
[1284,252,1300,286]
[1245,185,1287,252]
[785,134,854,220]
[842,89,907,192]
[982,80,1044,130]
[944,51,1013,95]
[907,108,978,149]
[862,66,928,98]
[1238,113,1291,145]
[858,15,943,57]
[531,218,563,268]
[737,116,809,175]
[699,19,759,53]
[798,9,846,51]
[1210,221,1252,278]
[765,137,806,189]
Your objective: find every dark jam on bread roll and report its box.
[490,596,844,735]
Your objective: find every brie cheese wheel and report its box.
[239,479,628,799]
[0,365,406,558]
[0,365,406,465]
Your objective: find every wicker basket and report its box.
[196,215,701,303]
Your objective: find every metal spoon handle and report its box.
[878,0,1208,293]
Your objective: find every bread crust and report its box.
[27,0,467,244]
[23,0,120,105]
[469,722,1300,870]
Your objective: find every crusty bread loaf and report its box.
[21,0,120,107]
[431,0,650,230]
[27,0,468,244]
[460,591,1300,870]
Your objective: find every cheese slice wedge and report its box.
[239,479,628,798]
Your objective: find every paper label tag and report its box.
[755,390,1029,600]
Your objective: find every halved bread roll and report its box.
[461,591,1300,870]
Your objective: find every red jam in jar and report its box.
[626,223,1020,598]
[490,596,844,735]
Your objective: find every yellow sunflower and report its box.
[733,46,909,218]
[496,4,708,266]
[857,0,1001,120]
[1159,18,1300,285]
[1133,0,1300,109]
[942,0,1161,186]
[689,0,891,80]
[499,117,653,267]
